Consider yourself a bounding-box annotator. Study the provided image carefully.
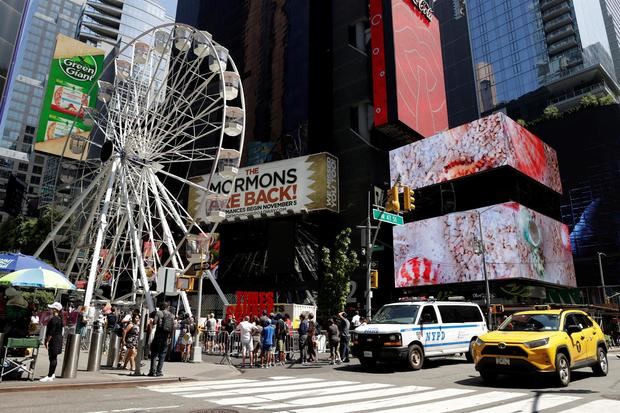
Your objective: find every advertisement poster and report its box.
[390,113,562,193]
[35,34,104,159]
[188,152,339,222]
[393,202,576,288]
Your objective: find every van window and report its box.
[438,305,483,323]
[419,306,438,324]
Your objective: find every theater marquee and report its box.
[188,153,339,222]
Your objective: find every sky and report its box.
[159,0,178,18]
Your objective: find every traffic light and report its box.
[489,304,504,314]
[370,269,379,289]
[385,185,400,212]
[403,186,415,211]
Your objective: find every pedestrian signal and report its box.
[489,304,504,314]
[370,269,379,289]
[403,186,415,211]
[385,185,400,212]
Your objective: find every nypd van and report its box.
[351,300,487,370]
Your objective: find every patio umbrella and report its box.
[0,252,62,274]
[0,268,76,290]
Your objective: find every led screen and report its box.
[390,112,562,193]
[393,202,576,288]
[391,0,448,137]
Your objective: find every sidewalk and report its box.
[0,346,241,392]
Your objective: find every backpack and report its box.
[158,310,174,334]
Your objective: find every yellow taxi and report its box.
[473,309,608,386]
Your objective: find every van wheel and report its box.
[359,357,376,369]
[408,344,424,370]
[592,346,608,376]
[465,340,475,363]
[555,352,570,387]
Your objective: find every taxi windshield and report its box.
[498,313,560,332]
[373,305,420,324]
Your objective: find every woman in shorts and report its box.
[327,318,341,365]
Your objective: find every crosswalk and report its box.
[143,376,620,413]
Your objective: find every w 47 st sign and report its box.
[372,209,403,225]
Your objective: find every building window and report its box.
[34,155,45,165]
[25,125,35,134]
[32,165,43,175]
[348,20,370,54]
[30,176,41,185]
[18,163,28,172]
[23,135,33,144]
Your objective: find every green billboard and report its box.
[35,34,104,159]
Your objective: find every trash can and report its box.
[87,330,104,372]
[106,333,121,367]
[61,333,81,378]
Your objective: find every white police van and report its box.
[351,299,487,370]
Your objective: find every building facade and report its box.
[600,0,620,83]
[0,0,84,219]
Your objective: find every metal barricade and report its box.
[285,332,299,360]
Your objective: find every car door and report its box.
[419,305,442,354]
[574,313,595,361]
[563,313,587,364]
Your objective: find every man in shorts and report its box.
[205,313,216,352]
[275,314,288,366]
[237,316,254,368]
[261,319,275,368]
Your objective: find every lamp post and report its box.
[597,252,607,304]
[473,207,494,329]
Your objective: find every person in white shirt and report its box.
[204,313,216,352]
[351,311,361,328]
[236,316,255,368]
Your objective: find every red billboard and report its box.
[370,0,448,138]
[393,202,576,288]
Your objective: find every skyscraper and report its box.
[600,0,620,83]
[438,0,620,122]
[0,0,84,219]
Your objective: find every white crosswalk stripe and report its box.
[142,376,620,413]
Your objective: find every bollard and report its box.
[106,333,121,367]
[61,333,81,378]
[87,330,104,372]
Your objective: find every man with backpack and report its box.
[149,302,174,377]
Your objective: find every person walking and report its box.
[205,313,216,352]
[261,319,275,368]
[237,316,254,368]
[327,318,341,365]
[338,312,351,362]
[149,302,174,377]
[307,313,318,363]
[41,302,63,382]
[122,315,140,371]
[251,316,263,366]
[298,313,308,365]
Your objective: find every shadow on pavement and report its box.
[455,370,599,390]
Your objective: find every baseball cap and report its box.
[48,302,62,311]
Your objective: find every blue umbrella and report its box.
[0,252,62,275]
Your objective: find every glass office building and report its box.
[455,0,620,120]
[600,0,620,83]
[0,0,83,218]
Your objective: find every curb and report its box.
[0,376,193,393]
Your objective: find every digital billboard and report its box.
[188,153,339,222]
[390,112,562,194]
[393,202,576,288]
[370,0,448,138]
[35,34,104,159]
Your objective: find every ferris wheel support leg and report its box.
[120,166,155,313]
[84,159,119,310]
[33,164,109,258]
[148,170,181,270]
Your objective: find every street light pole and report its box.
[476,211,493,329]
[597,252,607,304]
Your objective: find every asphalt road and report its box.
[3,354,620,413]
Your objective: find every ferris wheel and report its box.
[34,23,245,312]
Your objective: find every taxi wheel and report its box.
[408,344,424,370]
[592,346,608,376]
[555,353,571,387]
[465,340,475,363]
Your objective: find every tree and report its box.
[598,94,616,106]
[0,206,61,256]
[319,228,360,317]
[543,105,560,119]
[579,94,599,108]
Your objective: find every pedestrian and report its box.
[179,328,193,362]
[261,319,275,368]
[275,314,288,366]
[251,316,263,366]
[338,311,351,362]
[205,313,216,352]
[149,302,174,377]
[327,318,341,365]
[298,313,308,365]
[116,314,131,368]
[351,311,361,329]
[122,314,140,372]
[237,316,254,368]
[41,302,63,382]
[307,313,317,362]
[359,317,368,327]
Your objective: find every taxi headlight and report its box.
[474,337,485,346]
[524,338,549,349]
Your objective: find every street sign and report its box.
[373,208,404,225]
